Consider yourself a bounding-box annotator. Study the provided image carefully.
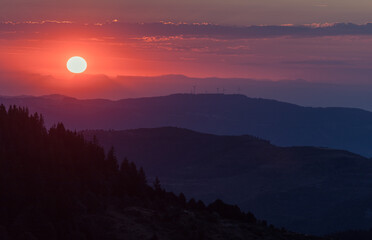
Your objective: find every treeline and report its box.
[0,105,260,240]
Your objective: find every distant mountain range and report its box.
[1,93,372,156]
[83,127,372,235]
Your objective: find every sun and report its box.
[67,56,87,73]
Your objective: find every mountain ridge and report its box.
[1,93,372,156]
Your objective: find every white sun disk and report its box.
[67,56,87,73]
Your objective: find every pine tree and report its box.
[138,167,147,185]
[106,146,119,174]
[153,177,161,192]
[179,193,187,207]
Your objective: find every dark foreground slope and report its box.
[0,105,322,240]
[1,94,372,156]
[83,127,372,235]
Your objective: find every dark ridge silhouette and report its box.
[0,105,323,240]
[329,229,372,240]
[83,127,372,235]
[1,93,372,156]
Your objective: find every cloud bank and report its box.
[3,22,372,40]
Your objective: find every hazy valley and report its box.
[1,93,372,156]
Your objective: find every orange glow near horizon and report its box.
[0,22,263,80]
[0,39,161,78]
[0,22,275,83]
[2,21,372,99]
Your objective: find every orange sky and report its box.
[1,22,372,98]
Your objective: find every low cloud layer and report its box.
[3,22,372,41]
[2,0,372,26]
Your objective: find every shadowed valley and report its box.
[83,127,372,235]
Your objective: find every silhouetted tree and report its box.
[153,177,161,192]
[188,198,197,209]
[208,199,248,221]
[106,146,119,174]
[196,200,206,210]
[179,193,187,207]
[138,167,147,185]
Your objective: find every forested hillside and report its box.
[0,105,323,240]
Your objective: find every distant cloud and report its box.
[283,59,350,66]
[313,4,329,7]
[3,22,372,41]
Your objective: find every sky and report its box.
[2,0,372,102]
[2,0,372,25]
